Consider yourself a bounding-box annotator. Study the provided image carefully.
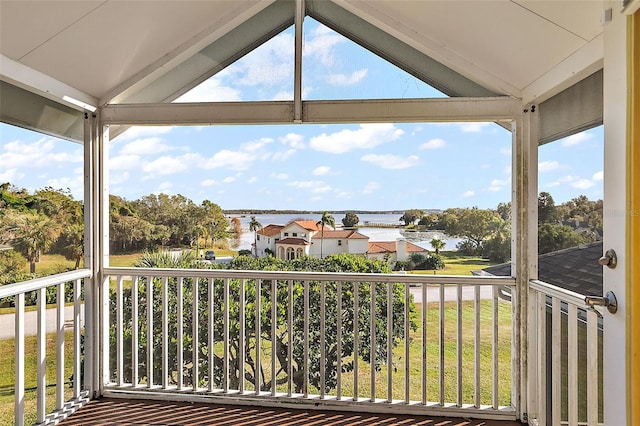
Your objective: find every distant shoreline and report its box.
[223,209,442,215]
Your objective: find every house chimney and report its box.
[397,238,407,261]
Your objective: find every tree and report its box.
[538,192,557,224]
[538,223,587,254]
[316,211,335,259]
[399,209,424,226]
[446,207,498,253]
[418,213,439,229]
[110,253,416,393]
[341,212,359,228]
[496,202,511,221]
[429,238,445,255]
[1,211,60,273]
[58,223,84,269]
[249,216,262,257]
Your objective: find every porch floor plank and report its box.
[59,398,524,425]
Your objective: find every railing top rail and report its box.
[529,279,590,308]
[104,266,516,286]
[0,269,92,299]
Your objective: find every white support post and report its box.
[98,115,111,394]
[512,102,539,423]
[293,0,304,123]
[83,111,96,397]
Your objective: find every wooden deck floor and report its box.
[59,398,524,426]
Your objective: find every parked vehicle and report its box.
[204,250,216,260]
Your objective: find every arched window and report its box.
[287,247,295,260]
[296,248,304,258]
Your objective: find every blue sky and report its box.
[0,20,603,211]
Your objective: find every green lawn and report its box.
[0,331,76,426]
[411,251,499,276]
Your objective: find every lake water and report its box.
[231,213,462,251]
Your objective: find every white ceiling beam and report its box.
[100,0,276,106]
[521,34,604,104]
[101,97,519,126]
[0,54,97,112]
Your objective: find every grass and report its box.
[0,331,76,426]
[410,251,499,276]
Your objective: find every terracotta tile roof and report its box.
[311,230,369,239]
[257,224,283,237]
[276,238,310,246]
[291,220,322,231]
[368,241,428,254]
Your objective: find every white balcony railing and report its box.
[528,280,603,426]
[0,269,92,426]
[102,268,516,420]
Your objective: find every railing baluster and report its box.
[586,308,598,426]
[57,282,65,408]
[162,276,169,389]
[320,280,326,398]
[457,284,463,407]
[193,277,199,391]
[492,285,499,410]
[37,287,46,424]
[208,277,214,392]
[132,276,139,386]
[272,278,277,396]
[422,283,427,405]
[474,285,480,408]
[15,293,25,426]
[287,279,293,397]
[370,281,376,402]
[147,276,154,388]
[353,281,359,401]
[552,297,561,425]
[537,291,547,425]
[405,283,410,404]
[303,280,309,398]
[239,279,245,394]
[387,281,393,403]
[568,304,578,425]
[255,279,261,395]
[74,278,82,397]
[223,277,230,393]
[116,276,124,386]
[336,281,342,400]
[177,277,183,390]
[439,284,445,406]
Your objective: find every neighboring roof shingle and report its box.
[276,238,310,246]
[482,241,603,296]
[311,230,368,239]
[257,224,284,237]
[289,220,322,231]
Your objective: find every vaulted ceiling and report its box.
[0,0,605,143]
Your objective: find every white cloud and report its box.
[0,138,82,168]
[287,180,332,193]
[110,171,130,185]
[247,176,258,184]
[313,166,331,176]
[110,154,141,171]
[201,179,219,187]
[114,126,174,142]
[499,148,512,156]
[0,168,24,182]
[201,150,254,171]
[46,175,83,196]
[488,178,509,192]
[271,173,289,180]
[271,149,297,161]
[592,171,603,181]
[279,133,305,149]
[223,176,236,183]
[547,174,600,190]
[327,69,368,86]
[360,154,419,170]
[571,178,595,189]
[561,131,592,147]
[459,123,490,133]
[538,160,560,172]
[143,154,197,175]
[304,24,344,66]
[363,181,380,194]
[119,137,172,155]
[229,33,293,87]
[175,77,242,102]
[242,137,273,152]
[310,123,404,154]
[461,190,475,198]
[419,138,446,150]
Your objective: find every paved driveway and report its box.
[0,305,84,339]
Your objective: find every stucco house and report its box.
[255,220,369,259]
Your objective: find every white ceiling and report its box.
[0,0,605,139]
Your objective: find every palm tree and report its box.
[3,211,60,273]
[248,216,262,257]
[316,211,335,259]
[430,238,445,255]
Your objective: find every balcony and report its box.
[2,266,604,425]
